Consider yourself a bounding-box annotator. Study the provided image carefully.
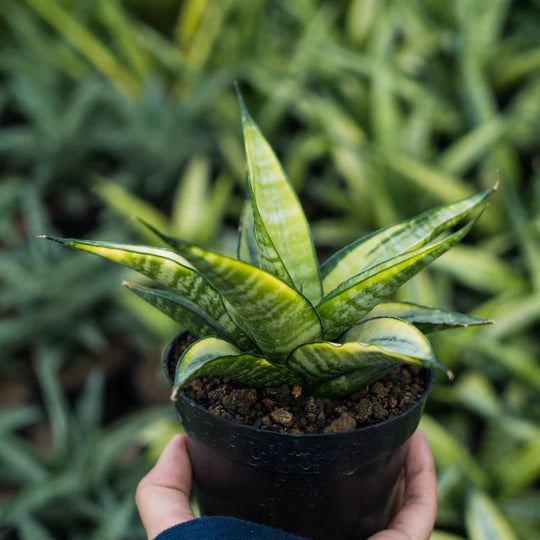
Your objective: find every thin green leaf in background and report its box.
[24,0,139,96]
[466,489,518,540]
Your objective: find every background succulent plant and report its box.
[43,97,495,399]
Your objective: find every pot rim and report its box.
[165,331,435,440]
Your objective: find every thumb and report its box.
[136,434,195,539]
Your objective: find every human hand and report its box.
[136,434,194,539]
[136,430,437,540]
[368,429,438,540]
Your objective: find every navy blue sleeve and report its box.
[154,516,307,540]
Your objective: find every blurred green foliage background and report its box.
[1,0,539,538]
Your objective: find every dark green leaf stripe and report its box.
[293,318,442,397]
[317,216,481,339]
[171,338,304,399]
[342,317,436,360]
[309,365,399,398]
[145,226,323,363]
[252,202,295,286]
[362,302,492,333]
[321,185,497,295]
[40,237,244,342]
[290,317,437,383]
[122,281,243,344]
[289,341,422,381]
[237,197,259,267]
[237,87,322,303]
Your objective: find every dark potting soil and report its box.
[182,365,426,435]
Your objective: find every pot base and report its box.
[187,434,407,539]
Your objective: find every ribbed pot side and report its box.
[164,332,435,540]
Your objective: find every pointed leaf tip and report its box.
[360,302,493,333]
[321,187,494,296]
[37,235,69,246]
[494,171,501,191]
[134,216,156,231]
[233,82,249,118]
[136,217,191,249]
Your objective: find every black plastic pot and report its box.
[164,332,435,540]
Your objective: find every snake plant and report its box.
[40,92,496,398]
